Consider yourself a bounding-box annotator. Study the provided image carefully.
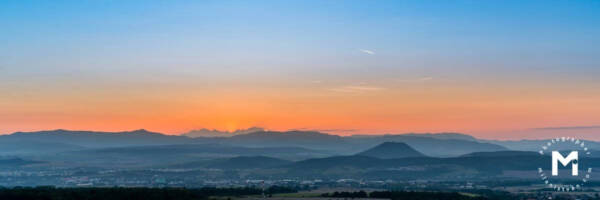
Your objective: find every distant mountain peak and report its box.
[183,127,264,138]
[125,129,158,135]
[356,142,425,159]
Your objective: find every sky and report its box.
[1,0,600,140]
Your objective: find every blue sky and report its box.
[1,0,599,139]
[3,0,599,76]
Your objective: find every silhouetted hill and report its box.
[345,135,507,157]
[224,131,345,150]
[51,144,329,167]
[356,142,425,159]
[282,151,600,179]
[399,133,477,141]
[2,129,192,148]
[171,156,292,169]
[0,140,85,155]
[82,143,323,156]
[0,158,43,168]
[285,155,445,179]
[349,132,476,141]
[212,131,506,157]
[232,130,342,141]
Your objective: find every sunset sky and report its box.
[1,0,599,140]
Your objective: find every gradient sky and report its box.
[1,0,600,140]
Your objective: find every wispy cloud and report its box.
[419,76,433,81]
[398,76,434,82]
[532,125,600,130]
[329,85,385,93]
[359,49,375,55]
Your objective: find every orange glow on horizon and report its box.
[2,78,599,141]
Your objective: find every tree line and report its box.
[321,191,486,200]
[0,186,297,200]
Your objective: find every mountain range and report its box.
[3,129,598,157]
[1,129,599,182]
[0,129,511,157]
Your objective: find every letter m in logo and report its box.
[552,151,578,176]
